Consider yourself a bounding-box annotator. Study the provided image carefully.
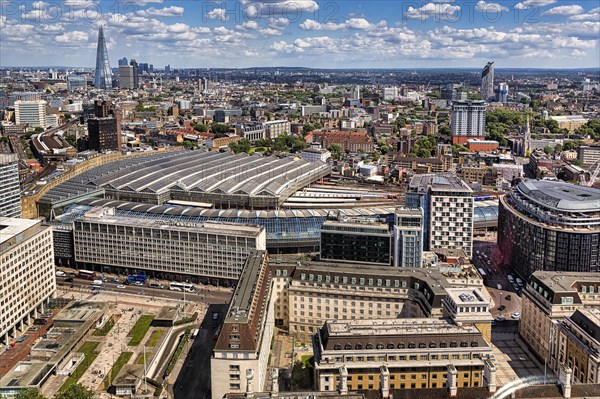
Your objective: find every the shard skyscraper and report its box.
[94,26,112,90]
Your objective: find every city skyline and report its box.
[0,0,599,69]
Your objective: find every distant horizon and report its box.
[2,65,600,72]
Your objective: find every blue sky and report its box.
[1,0,599,68]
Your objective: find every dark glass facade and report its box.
[320,224,392,265]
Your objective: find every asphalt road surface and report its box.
[174,304,228,399]
[56,278,232,305]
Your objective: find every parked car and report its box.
[495,316,505,322]
[505,295,512,301]
[33,319,47,325]
[512,312,521,319]
[117,285,126,289]
[28,327,39,333]
[64,277,73,282]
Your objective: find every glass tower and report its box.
[481,61,494,102]
[94,26,112,90]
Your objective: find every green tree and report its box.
[211,124,230,135]
[55,384,94,399]
[193,124,208,132]
[14,389,47,399]
[32,127,44,134]
[543,146,555,155]
[438,126,451,136]
[451,144,469,154]
[229,138,251,154]
[416,148,432,158]
[554,143,563,153]
[328,144,343,160]
[372,152,381,161]
[272,137,289,152]
[545,119,560,134]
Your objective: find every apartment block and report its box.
[393,208,424,268]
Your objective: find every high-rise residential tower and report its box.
[94,26,112,90]
[450,100,486,145]
[481,61,495,102]
[0,153,22,218]
[496,82,509,103]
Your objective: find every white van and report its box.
[496,284,503,290]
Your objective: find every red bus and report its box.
[78,270,96,280]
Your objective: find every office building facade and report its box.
[481,61,495,102]
[118,65,135,89]
[551,309,600,384]
[313,318,496,393]
[0,218,55,344]
[520,271,600,367]
[498,180,600,279]
[0,153,22,218]
[320,220,392,265]
[450,101,486,145]
[72,207,266,284]
[88,100,121,152]
[14,100,47,128]
[393,208,424,268]
[495,82,509,103]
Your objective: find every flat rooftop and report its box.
[0,218,44,253]
[77,208,264,237]
[0,362,54,389]
[409,173,472,193]
[325,318,482,337]
[445,288,489,306]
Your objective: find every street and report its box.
[173,304,228,399]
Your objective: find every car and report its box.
[112,277,120,282]
[117,285,126,289]
[212,313,220,320]
[64,277,73,282]
[491,320,497,326]
[495,316,506,322]
[56,270,66,277]
[507,275,514,283]
[33,319,47,325]
[123,280,131,285]
[505,295,512,301]
[28,327,39,332]
[512,312,521,319]
[16,335,28,342]
[497,305,506,311]
[134,281,143,286]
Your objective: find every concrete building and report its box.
[409,174,474,257]
[578,145,600,168]
[211,251,274,399]
[264,120,291,139]
[520,271,600,370]
[450,101,486,145]
[320,219,392,265]
[0,218,55,344]
[72,207,266,285]
[0,153,22,218]
[551,308,600,384]
[270,259,486,343]
[14,100,47,129]
[313,317,496,393]
[301,148,331,163]
[393,208,424,268]
[118,65,136,89]
[495,82,509,104]
[498,180,600,279]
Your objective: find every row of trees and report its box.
[229,135,307,154]
[2,384,93,399]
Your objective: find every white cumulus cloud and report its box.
[206,8,228,22]
[542,5,584,16]
[404,3,461,20]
